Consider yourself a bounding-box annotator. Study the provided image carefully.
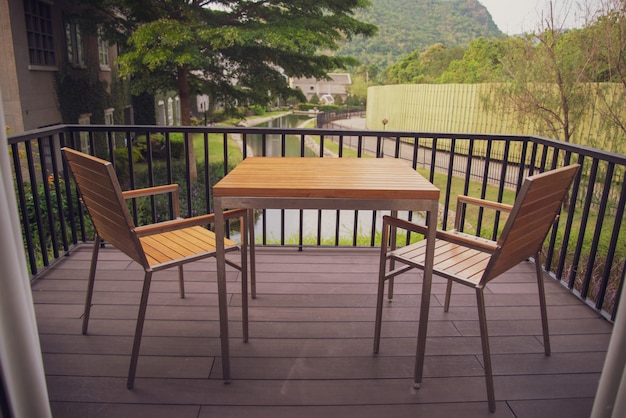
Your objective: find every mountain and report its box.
[338,0,503,68]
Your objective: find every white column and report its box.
[591,268,626,418]
[0,96,52,417]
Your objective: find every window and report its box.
[24,0,56,67]
[104,108,114,125]
[78,113,91,153]
[98,28,110,70]
[65,20,84,67]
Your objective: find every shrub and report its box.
[135,133,185,160]
[113,146,142,186]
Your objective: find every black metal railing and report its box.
[7,122,626,321]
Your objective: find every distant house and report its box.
[289,73,351,103]
[1,0,127,134]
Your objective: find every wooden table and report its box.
[213,157,440,384]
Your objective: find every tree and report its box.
[82,0,377,177]
[383,43,464,84]
[582,0,626,147]
[489,1,592,143]
[440,37,505,83]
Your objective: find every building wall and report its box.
[290,73,351,103]
[1,0,124,134]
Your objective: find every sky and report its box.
[478,0,604,35]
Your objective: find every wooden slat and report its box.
[213,157,440,200]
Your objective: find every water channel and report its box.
[244,114,416,244]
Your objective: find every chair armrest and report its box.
[134,209,247,237]
[454,195,513,231]
[122,184,179,199]
[457,195,513,212]
[383,215,497,253]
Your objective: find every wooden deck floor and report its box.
[33,245,613,417]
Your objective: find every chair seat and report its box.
[140,225,238,268]
[390,236,493,287]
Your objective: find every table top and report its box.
[213,157,440,201]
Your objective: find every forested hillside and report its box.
[338,0,503,68]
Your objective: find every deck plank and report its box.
[35,245,612,417]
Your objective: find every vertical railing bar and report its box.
[183,131,192,218]
[442,137,456,230]
[460,139,475,232]
[516,139,528,191]
[299,134,305,250]
[12,142,38,274]
[569,159,598,290]
[69,131,87,242]
[25,140,48,267]
[528,141,539,176]
[406,136,420,245]
[582,162,614,302]
[164,131,174,220]
[58,131,79,245]
[338,135,344,158]
[52,133,69,253]
[88,130,96,155]
[280,132,286,245]
[204,133,211,214]
[126,129,139,224]
[477,140,493,237]
[37,136,59,258]
[596,165,625,312]
[281,133,286,157]
[493,140,510,241]
[557,153,585,280]
[106,130,115,163]
[394,136,401,157]
[145,132,157,223]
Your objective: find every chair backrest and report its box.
[62,147,148,267]
[482,164,580,284]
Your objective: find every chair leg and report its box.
[127,271,153,389]
[534,254,551,356]
[444,280,453,312]
[373,222,390,353]
[476,288,496,413]
[178,265,185,299]
[82,235,101,335]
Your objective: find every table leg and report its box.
[414,199,438,388]
[213,197,230,382]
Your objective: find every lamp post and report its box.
[380,118,388,157]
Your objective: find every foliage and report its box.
[113,146,143,186]
[134,133,185,160]
[384,43,465,84]
[19,175,95,273]
[439,37,505,83]
[338,0,503,68]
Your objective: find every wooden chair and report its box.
[373,164,580,412]
[62,147,249,389]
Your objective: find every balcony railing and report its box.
[8,120,626,321]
